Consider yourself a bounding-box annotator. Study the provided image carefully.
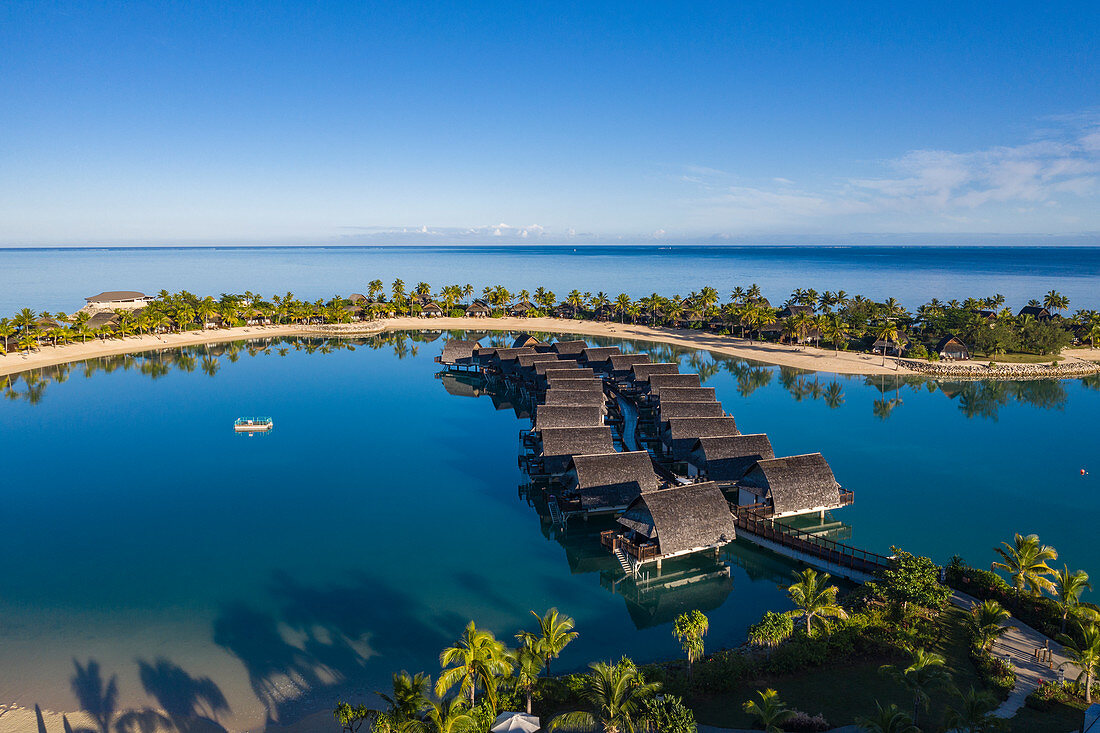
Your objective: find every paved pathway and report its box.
[951,590,1080,718]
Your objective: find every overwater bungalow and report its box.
[437,339,481,367]
[658,400,726,419]
[516,352,562,369]
[648,373,703,395]
[736,453,851,518]
[489,347,537,370]
[649,386,717,404]
[557,451,659,516]
[608,353,651,379]
[534,426,615,475]
[544,389,609,408]
[544,378,604,393]
[420,302,444,318]
[533,405,606,431]
[465,301,491,318]
[513,333,541,348]
[603,482,737,571]
[544,367,597,382]
[580,346,621,367]
[84,291,153,309]
[936,335,971,361]
[685,434,775,484]
[552,340,588,357]
[659,416,740,461]
[630,362,680,382]
[532,360,580,378]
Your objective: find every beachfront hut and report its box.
[608,353,651,379]
[609,482,737,568]
[1018,305,1052,320]
[737,453,846,517]
[552,340,588,357]
[465,302,491,318]
[872,333,909,356]
[580,346,621,367]
[84,291,152,309]
[936,335,970,361]
[437,339,480,366]
[650,386,717,404]
[686,434,775,484]
[973,309,998,322]
[533,405,605,431]
[536,426,615,475]
[631,363,680,382]
[85,312,119,330]
[779,305,815,318]
[648,373,703,395]
[420,302,444,318]
[348,293,367,305]
[658,401,725,420]
[659,416,740,461]
[510,300,537,317]
[559,451,660,514]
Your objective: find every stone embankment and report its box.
[296,322,386,335]
[896,357,1100,380]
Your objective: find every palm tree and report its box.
[942,686,1004,732]
[1043,289,1070,315]
[615,293,632,323]
[854,702,918,733]
[992,533,1058,597]
[875,321,899,367]
[1058,622,1100,703]
[378,671,432,724]
[786,568,848,635]
[967,599,1011,652]
[879,648,951,726]
[405,697,477,733]
[671,610,708,677]
[509,641,544,714]
[1054,566,1092,633]
[436,621,513,707]
[547,660,660,733]
[820,313,850,354]
[741,689,795,733]
[518,608,578,677]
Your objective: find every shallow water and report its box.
[1,332,1097,731]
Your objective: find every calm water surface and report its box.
[1,332,1098,730]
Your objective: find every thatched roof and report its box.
[86,312,119,329]
[539,426,615,457]
[659,401,725,419]
[653,387,717,403]
[872,333,910,348]
[739,453,841,516]
[517,352,562,368]
[544,389,608,406]
[421,302,444,313]
[564,451,659,510]
[618,482,736,556]
[511,300,536,313]
[85,291,148,302]
[513,334,541,348]
[491,347,537,363]
[534,405,605,430]
[779,305,815,318]
[545,367,597,382]
[545,378,604,392]
[1018,306,1051,319]
[936,335,969,356]
[552,340,588,355]
[631,362,680,381]
[466,302,491,315]
[348,293,367,304]
[649,373,703,394]
[609,354,651,372]
[688,434,774,482]
[439,340,480,364]
[581,346,621,365]
[663,416,740,460]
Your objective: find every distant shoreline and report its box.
[3,316,1099,380]
[4,243,1100,251]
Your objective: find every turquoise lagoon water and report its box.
[2,332,1099,730]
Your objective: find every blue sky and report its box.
[1,1,1098,245]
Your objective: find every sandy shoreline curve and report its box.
[2,315,1098,380]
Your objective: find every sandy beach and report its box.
[3,316,1099,380]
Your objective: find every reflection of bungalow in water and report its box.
[618,564,734,629]
[437,339,481,367]
[84,290,153,309]
[558,451,659,516]
[604,482,736,570]
[534,405,605,430]
[659,416,740,461]
[735,453,850,517]
[936,335,970,361]
[872,333,909,356]
[437,372,484,398]
[535,427,615,475]
[420,302,444,318]
[581,346,620,367]
[686,434,774,484]
[465,301,491,318]
[658,400,725,420]
[607,353,651,379]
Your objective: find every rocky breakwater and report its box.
[895,357,1100,381]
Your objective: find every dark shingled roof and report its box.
[1018,306,1051,319]
[534,405,605,430]
[653,387,717,403]
[688,434,775,482]
[539,426,615,457]
[552,340,588,355]
[659,401,725,419]
[581,346,621,365]
[85,291,148,302]
[513,334,541,348]
[631,363,680,381]
[609,354,651,372]
[739,453,841,516]
[649,374,703,394]
[439,340,480,365]
[662,416,740,460]
[618,482,736,556]
[544,389,608,407]
[564,451,659,510]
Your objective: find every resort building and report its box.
[630,362,680,382]
[657,401,726,419]
[580,346,620,367]
[872,333,910,356]
[420,302,444,318]
[936,335,971,361]
[604,482,737,571]
[533,405,606,431]
[551,340,588,357]
[513,334,541,348]
[535,426,615,475]
[465,301,491,318]
[510,300,537,317]
[543,389,608,409]
[648,373,703,396]
[557,451,659,516]
[735,453,851,518]
[85,311,120,330]
[607,353,651,379]
[347,293,367,304]
[83,291,153,310]
[685,434,775,484]
[649,386,717,404]
[1018,305,1052,320]
[437,340,481,367]
[659,416,740,461]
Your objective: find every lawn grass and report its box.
[689,606,983,729]
[1006,700,1088,732]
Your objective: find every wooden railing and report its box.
[600,530,660,562]
[734,509,891,575]
[839,489,855,506]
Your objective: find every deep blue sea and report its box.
[2,245,1100,315]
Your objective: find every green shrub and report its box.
[1026,680,1071,711]
[971,649,1016,700]
[748,611,795,648]
[783,711,830,732]
[640,694,697,733]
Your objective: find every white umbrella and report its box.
[490,712,540,733]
